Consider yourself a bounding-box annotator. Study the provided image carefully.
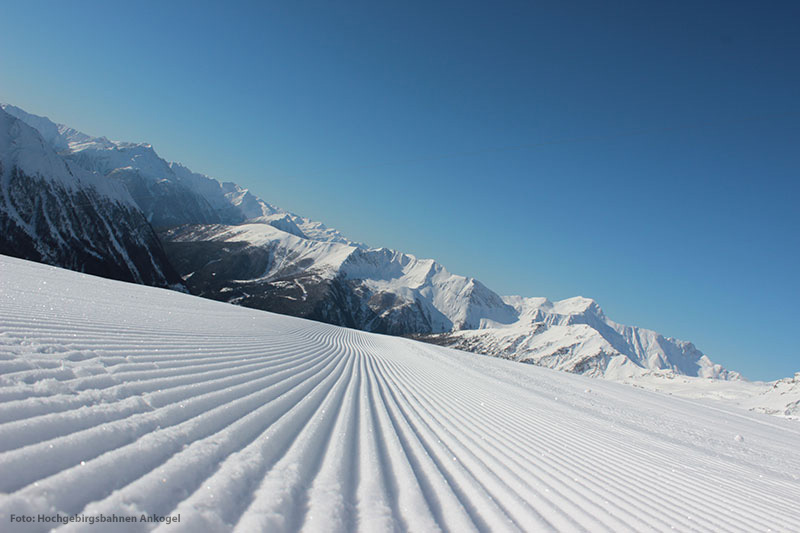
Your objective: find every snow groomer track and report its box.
[1,256,799,532]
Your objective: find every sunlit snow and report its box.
[1,255,799,532]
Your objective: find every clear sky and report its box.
[2,1,798,380]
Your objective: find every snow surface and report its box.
[1,254,799,532]
[619,371,800,420]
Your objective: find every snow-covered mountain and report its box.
[414,295,739,380]
[0,107,180,287]
[0,104,359,246]
[161,222,517,336]
[1,254,798,532]
[2,102,746,381]
[160,222,735,380]
[0,103,221,228]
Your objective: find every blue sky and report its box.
[2,1,798,380]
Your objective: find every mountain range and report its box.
[0,102,742,382]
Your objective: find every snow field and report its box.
[1,255,799,532]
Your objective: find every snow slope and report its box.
[1,254,799,532]
[619,371,800,420]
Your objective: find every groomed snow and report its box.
[1,255,799,532]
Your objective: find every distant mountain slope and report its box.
[0,107,180,287]
[1,103,361,246]
[3,102,744,381]
[414,296,738,380]
[1,103,222,228]
[161,223,516,336]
